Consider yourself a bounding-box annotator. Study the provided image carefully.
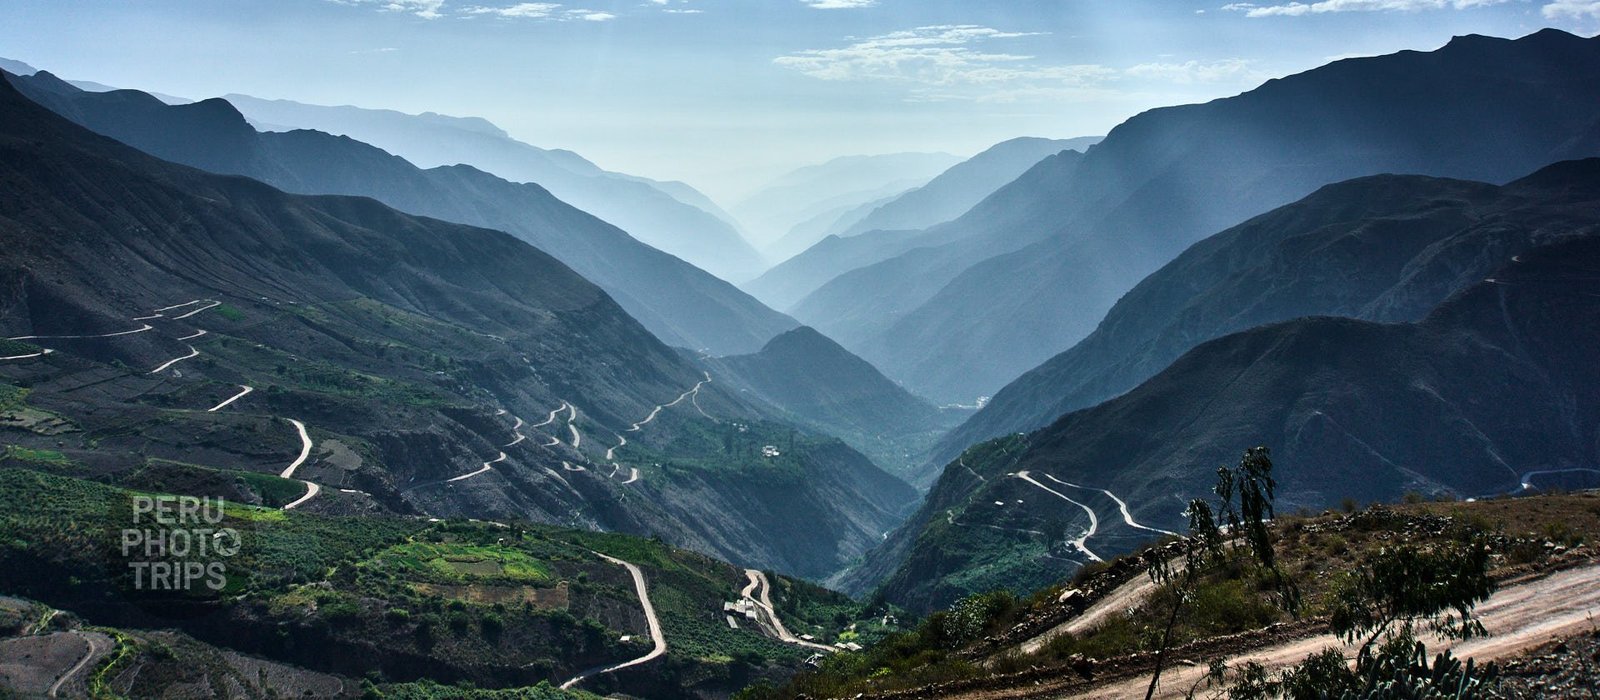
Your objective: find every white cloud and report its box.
[460,2,618,20]
[1124,58,1262,83]
[801,0,878,8]
[328,0,446,19]
[332,0,687,21]
[1224,0,1506,16]
[1543,0,1600,18]
[774,25,1078,88]
[463,2,560,17]
[776,25,1264,103]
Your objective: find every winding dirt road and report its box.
[153,299,207,313]
[532,403,567,429]
[1042,474,1178,537]
[0,348,53,361]
[559,552,667,689]
[170,300,221,320]
[279,419,313,479]
[447,451,506,483]
[742,569,836,653]
[627,373,714,432]
[207,385,253,412]
[46,631,110,698]
[282,481,321,510]
[8,324,153,341]
[149,345,200,374]
[1015,471,1103,562]
[1018,567,1170,656]
[504,415,526,446]
[1520,468,1600,491]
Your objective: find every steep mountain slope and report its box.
[926,167,1600,483]
[7,72,795,355]
[732,153,962,249]
[744,149,1085,315]
[702,327,958,480]
[840,136,1101,237]
[795,29,1600,404]
[0,74,913,580]
[222,94,765,282]
[849,163,1600,611]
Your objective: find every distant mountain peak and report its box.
[760,325,844,353]
[0,56,37,76]
[186,96,249,121]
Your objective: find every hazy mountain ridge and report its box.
[221,93,766,282]
[732,152,962,251]
[792,29,1600,404]
[847,159,1600,611]
[841,136,1102,238]
[748,147,1087,315]
[6,71,798,356]
[745,147,1088,314]
[761,180,923,264]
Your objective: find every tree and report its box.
[1328,536,1494,660]
[1198,493,1497,699]
[1143,446,1300,700]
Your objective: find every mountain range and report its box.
[748,147,1087,330]
[219,93,767,283]
[4,70,797,357]
[0,71,914,581]
[846,158,1600,611]
[743,137,1099,310]
[840,136,1103,238]
[783,29,1600,406]
[731,152,963,253]
[927,168,1600,480]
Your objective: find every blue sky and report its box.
[4,0,1596,200]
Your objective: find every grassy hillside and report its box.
[749,491,1600,699]
[0,468,903,697]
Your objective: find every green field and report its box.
[366,541,554,583]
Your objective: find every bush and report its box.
[1228,634,1498,699]
[939,590,1018,647]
